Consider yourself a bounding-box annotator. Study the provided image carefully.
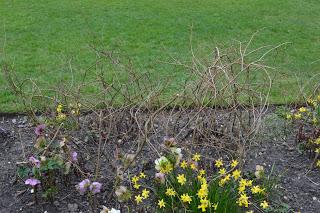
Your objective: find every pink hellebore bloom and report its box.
[25,178,41,186]
[35,124,46,136]
[78,179,91,195]
[155,172,165,184]
[29,156,41,168]
[71,151,78,162]
[90,182,102,194]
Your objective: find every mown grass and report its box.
[0,0,320,112]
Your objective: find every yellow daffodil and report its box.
[177,174,186,185]
[135,194,143,204]
[251,185,264,194]
[133,183,141,189]
[190,162,197,170]
[299,107,307,113]
[215,159,223,168]
[180,160,188,169]
[132,175,139,183]
[199,169,206,176]
[237,193,249,207]
[192,153,201,162]
[232,169,241,180]
[141,189,150,199]
[157,199,166,208]
[181,193,192,204]
[139,172,146,178]
[218,168,226,175]
[165,188,176,197]
[231,160,239,168]
[260,200,269,209]
[198,198,209,212]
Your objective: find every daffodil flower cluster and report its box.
[131,149,272,212]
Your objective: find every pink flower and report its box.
[77,179,91,195]
[90,182,102,194]
[25,178,41,186]
[29,156,41,168]
[155,173,165,184]
[35,124,46,136]
[71,151,78,162]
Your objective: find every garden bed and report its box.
[0,109,320,213]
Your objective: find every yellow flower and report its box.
[157,199,166,208]
[315,148,320,153]
[251,185,264,194]
[180,160,188,169]
[246,211,254,213]
[56,113,66,121]
[315,138,320,145]
[218,168,226,175]
[141,189,150,199]
[132,175,139,183]
[219,174,231,187]
[232,169,241,180]
[198,198,209,212]
[197,182,208,199]
[260,200,269,209]
[165,188,176,197]
[299,107,307,113]
[215,159,223,168]
[190,162,197,170]
[199,169,206,176]
[139,172,146,179]
[181,193,192,204]
[212,203,218,210]
[135,194,143,204]
[231,160,239,168]
[57,104,63,113]
[313,117,318,124]
[316,160,320,168]
[294,113,302,119]
[177,174,186,185]
[286,114,292,120]
[133,183,141,189]
[192,153,201,162]
[237,193,249,207]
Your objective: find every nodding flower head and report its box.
[77,179,91,195]
[90,182,102,194]
[71,151,78,162]
[29,156,41,168]
[35,124,46,136]
[25,178,41,186]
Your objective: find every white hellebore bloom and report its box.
[100,206,121,213]
[155,156,169,171]
[108,208,121,213]
[254,165,264,179]
[171,147,183,165]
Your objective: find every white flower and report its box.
[108,208,121,213]
[100,206,121,213]
[171,147,183,165]
[254,165,264,179]
[154,156,169,171]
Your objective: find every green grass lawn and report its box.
[0,0,320,112]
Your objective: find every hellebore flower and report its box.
[29,156,41,168]
[155,172,165,184]
[25,178,41,186]
[77,179,91,195]
[90,182,102,194]
[71,151,78,162]
[35,124,46,136]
